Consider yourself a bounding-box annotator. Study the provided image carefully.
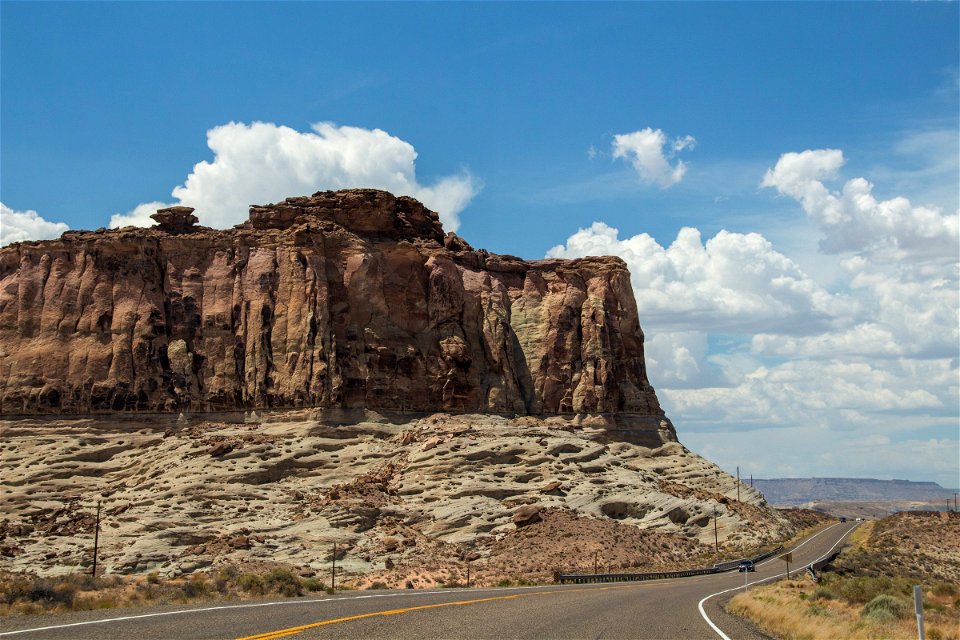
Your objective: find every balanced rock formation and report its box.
[150,206,200,234]
[0,189,666,439]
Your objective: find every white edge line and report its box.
[697,522,857,640]
[3,524,854,638]
[0,581,597,636]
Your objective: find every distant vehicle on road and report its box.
[737,560,756,572]
[839,517,847,522]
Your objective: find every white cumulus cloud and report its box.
[0,203,70,246]
[762,148,959,262]
[112,121,480,231]
[551,142,958,488]
[547,222,846,333]
[612,128,696,188]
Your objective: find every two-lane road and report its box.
[1,522,858,640]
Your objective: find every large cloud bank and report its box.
[110,122,479,231]
[0,203,70,247]
[550,146,959,486]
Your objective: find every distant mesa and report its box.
[754,477,957,505]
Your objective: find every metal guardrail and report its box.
[750,546,784,564]
[810,550,840,572]
[557,546,785,584]
[558,567,718,584]
[712,560,744,571]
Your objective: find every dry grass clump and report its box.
[728,572,959,639]
[728,512,960,640]
[836,512,960,583]
[0,566,332,616]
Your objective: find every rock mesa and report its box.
[0,189,668,438]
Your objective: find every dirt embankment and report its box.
[728,511,960,640]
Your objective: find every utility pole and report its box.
[750,473,753,488]
[92,501,101,578]
[331,543,336,593]
[594,551,599,575]
[466,561,470,588]
[713,510,719,553]
[737,466,740,502]
[954,493,957,512]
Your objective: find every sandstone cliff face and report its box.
[0,190,666,426]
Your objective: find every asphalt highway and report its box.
[1,521,858,640]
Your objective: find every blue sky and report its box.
[2,2,958,489]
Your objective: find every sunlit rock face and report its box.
[0,189,667,440]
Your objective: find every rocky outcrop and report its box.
[151,206,200,234]
[0,411,783,579]
[0,190,666,432]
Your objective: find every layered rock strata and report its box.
[0,411,782,580]
[0,190,666,438]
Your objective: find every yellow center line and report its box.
[236,585,633,640]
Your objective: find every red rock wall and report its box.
[0,190,666,421]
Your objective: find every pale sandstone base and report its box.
[0,411,789,581]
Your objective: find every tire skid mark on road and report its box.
[236,585,633,640]
[697,522,858,640]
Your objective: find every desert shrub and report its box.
[1,575,33,605]
[812,586,835,601]
[516,578,535,586]
[496,579,513,587]
[301,578,325,592]
[830,573,915,606]
[932,581,957,597]
[97,575,123,589]
[237,573,265,595]
[34,580,77,608]
[135,582,161,600]
[839,576,888,604]
[180,575,209,598]
[367,581,388,590]
[64,573,100,591]
[2,576,79,609]
[213,576,229,594]
[146,571,161,585]
[264,568,302,597]
[861,594,909,623]
[217,564,239,581]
